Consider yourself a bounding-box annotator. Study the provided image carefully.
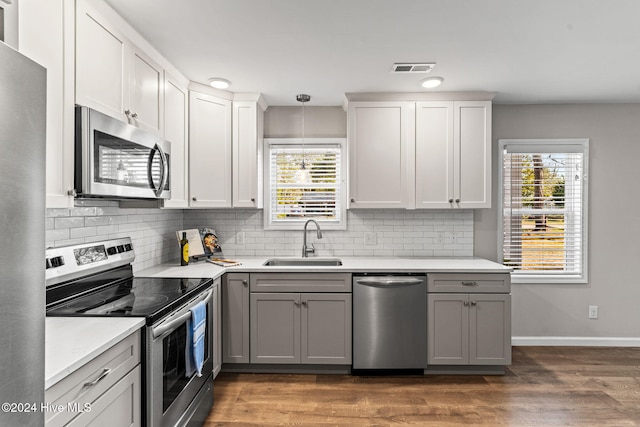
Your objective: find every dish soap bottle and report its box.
[180,232,189,266]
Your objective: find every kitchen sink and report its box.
[262,257,343,266]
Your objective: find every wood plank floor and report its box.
[204,347,640,426]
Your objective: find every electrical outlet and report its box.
[236,231,245,245]
[588,305,598,319]
[365,232,377,245]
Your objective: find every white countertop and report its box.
[136,256,511,279]
[45,317,145,389]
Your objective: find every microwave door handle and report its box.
[147,144,167,197]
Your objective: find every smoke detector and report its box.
[391,63,436,73]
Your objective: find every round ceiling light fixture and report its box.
[208,77,231,89]
[420,76,444,89]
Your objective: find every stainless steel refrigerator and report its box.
[0,41,46,426]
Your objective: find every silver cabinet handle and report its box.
[67,189,77,197]
[131,112,138,119]
[463,301,469,307]
[242,280,248,286]
[302,300,307,306]
[470,301,477,306]
[462,281,478,286]
[124,109,132,117]
[294,300,301,306]
[84,368,111,387]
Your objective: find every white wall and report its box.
[476,104,640,343]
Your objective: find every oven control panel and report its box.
[46,237,135,287]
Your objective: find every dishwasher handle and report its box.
[354,277,424,287]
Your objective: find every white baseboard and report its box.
[512,336,640,347]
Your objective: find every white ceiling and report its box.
[104,0,640,106]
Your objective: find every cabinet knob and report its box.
[251,198,255,202]
[448,199,454,203]
[67,189,77,197]
[192,197,197,202]
[350,198,355,203]
[302,300,307,306]
[470,301,477,306]
[124,109,131,117]
[463,301,469,307]
[294,300,301,306]
[242,280,248,286]
[131,112,138,119]
[455,198,460,203]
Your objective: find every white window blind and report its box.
[500,139,588,283]
[267,143,344,228]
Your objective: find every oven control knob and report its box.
[107,247,118,255]
[124,243,133,252]
[50,256,65,268]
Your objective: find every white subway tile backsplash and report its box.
[183,209,473,258]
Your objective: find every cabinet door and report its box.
[19,0,75,208]
[416,101,455,208]
[469,294,511,365]
[76,0,129,123]
[250,293,300,364]
[428,294,469,365]
[222,273,250,364]
[301,293,352,364]
[348,102,415,208]
[163,72,189,208]
[212,280,222,378]
[189,91,232,207]
[232,101,263,208]
[455,101,491,208]
[67,365,141,427]
[128,46,163,136]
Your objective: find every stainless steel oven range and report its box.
[45,237,213,427]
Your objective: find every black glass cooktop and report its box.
[46,265,212,325]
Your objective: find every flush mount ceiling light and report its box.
[420,76,444,89]
[208,77,231,89]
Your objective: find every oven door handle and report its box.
[152,288,213,339]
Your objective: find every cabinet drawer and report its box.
[250,273,352,293]
[427,273,510,293]
[45,330,140,427]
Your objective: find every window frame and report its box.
[263,137,347,231]
[498,138,589,284]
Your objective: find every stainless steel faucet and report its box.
[302,219,323,257]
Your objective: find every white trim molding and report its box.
[512,336,640,347]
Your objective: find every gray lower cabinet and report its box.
[427,273,511,366]
[250,292,352,365]
[45,330,141,427]
[222,273,250,364]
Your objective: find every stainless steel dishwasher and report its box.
[353,274,427,371]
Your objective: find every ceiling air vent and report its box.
[391,63,436,73]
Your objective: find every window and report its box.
[499,139,588,283]
[264,138,346,230]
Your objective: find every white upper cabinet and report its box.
[416,100,492,209]
[232,96,266,208]
[75,0,163,136]
[163,71,189,208]
[188,89,232,208]
[19,0,75,208]
[348,102,415,208]
[347,95,493,210]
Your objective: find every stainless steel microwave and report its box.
[74,106,171,200]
